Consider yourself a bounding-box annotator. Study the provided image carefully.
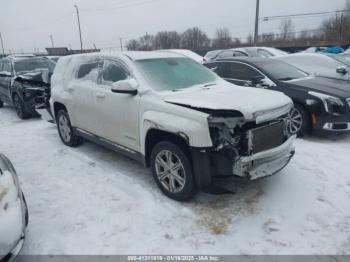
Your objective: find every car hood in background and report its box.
[285,77,350,98]
[162,82,293,121]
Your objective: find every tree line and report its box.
[127,0,350,51]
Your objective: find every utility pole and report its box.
[254,0,260,46]
[0,32,5,55]
[49,35,55,48]
[120,38,123,51]
[74,4,83,50]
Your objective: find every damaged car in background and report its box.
[49,51,295,201]
[0,153,28,262]
[0,55,55,119]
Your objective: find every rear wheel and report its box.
[288,104,310,137]
[57,110,83,147]
[13,94,30,119]
[150,141,197,201]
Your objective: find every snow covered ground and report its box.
[0,105,349,255]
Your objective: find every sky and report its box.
[0,0,346,53]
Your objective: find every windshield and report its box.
[329,54,350,67]
[135,57,218,92]
[14,59,56,74]
[257,60,308,81]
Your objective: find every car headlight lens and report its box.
[308,91,345,115]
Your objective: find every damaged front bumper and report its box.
[233,135,296,180]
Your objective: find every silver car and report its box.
[275,53,350,83]
[0,154,28,262]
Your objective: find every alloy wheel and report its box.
[288,107,303,135]
[58,114,72,143]
[154,150,186,193]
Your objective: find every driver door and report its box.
[93,59,140,151]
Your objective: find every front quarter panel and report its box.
[140,95,212,155]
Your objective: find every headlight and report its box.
[308,91,345,115]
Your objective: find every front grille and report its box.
[246,121,285,155]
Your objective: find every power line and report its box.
[262,9,350,21]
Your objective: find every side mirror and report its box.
[111,79,138,95]
[251,75,265,85]
[336,66,348,75]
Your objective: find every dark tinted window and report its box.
[77,62,99,81]
[256,60,308,81]
[219,62,262,80]
[233,51,248,57]
[102,60,128,83]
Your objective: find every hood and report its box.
[162,82,293,121]
[285,77,350,98]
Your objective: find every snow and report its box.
[0,170,23,254]
[0,105,350,255]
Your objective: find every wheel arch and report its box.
[144,128,191,167]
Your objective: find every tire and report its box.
[288,104,310,137]
[22,193,29,227]
[150,141,197,201]
[56,109,83,147]
[0,100,3,108]
[13,94,30,119]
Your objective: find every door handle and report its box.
[96,92,106,99]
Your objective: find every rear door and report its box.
[69,58,102,133]
[0,59,13,103]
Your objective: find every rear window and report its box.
[14,59,55,74]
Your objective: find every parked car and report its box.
[0,55,55,119]
[159,49,203,63]
[49,51,295,201]
[205,47,287,62]
[204,58,350,136]
[275,53,350,83]
[0,153,28,262]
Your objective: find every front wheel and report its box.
[13,94,30,119]
[56,110,83,147]
[150,141,197,201]
[288,104,310,137]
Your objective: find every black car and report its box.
[0,55,55,119]
[204,58,350,136]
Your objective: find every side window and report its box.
[257,49,273,58]
[2,60,12,74]
[102,60,128,84]
[220,62,263,81]
[77,61,100,82]
[204,62,219,74]
[217,50,234,59]
[233,51,248,57]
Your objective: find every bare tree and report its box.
[127,39,141,51]
[246,34,254,45]
[279,19,294,41]
[154,31,181,49]
[138,33,154,50]
[212,28,232,48]
[181,27,210,50]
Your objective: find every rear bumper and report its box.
[233,135,296,180]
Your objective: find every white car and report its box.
[0,154,28,262]
[50,51,295,201]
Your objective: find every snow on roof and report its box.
[63,51,184,61]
